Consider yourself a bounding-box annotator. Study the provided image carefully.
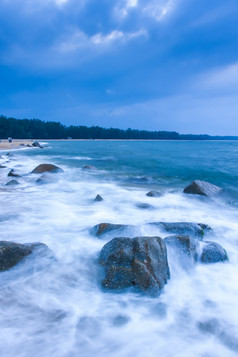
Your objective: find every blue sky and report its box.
[0,0,238,134]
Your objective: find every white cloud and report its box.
[142,0,175,22]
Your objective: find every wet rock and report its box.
[164,235,198,262]
[183,180,222,197]
[5,180,19,186]
[201,241,228,263]
[8,169,21,178]
[0,165,6,169]
[150,222,212,239]
[31,163,63,174]
[0,241,49,271]
[6,153,14,157]
[135,203,154,209]
[82,165,97,170]
[35,173,56,185]
[32,141,44,149]
[99,236,170,294]
[94,194,103,202]
[93,223,132,237]
[146,190,162,197]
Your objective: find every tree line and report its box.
[0,115,237,140]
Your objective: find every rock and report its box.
[0,241,49,271]
[93,223,133,237]
[82,165,97,170]
[32,141,44,148]
[6,153,14,157]
[5,180,19,186]
[8,169,21,177]
[146,190,162,197]
[201,241,228,263]
[164,235,198,262]
[150,222,212,239]
[31,164,63,174]
[99,236,170,294]
[0,165,6,169]
[94,194,103,202]
[135,203,154,209]
[19,143,25,147]
[35,173,56,185]
[183,180,222,197]
[27,144,32,147]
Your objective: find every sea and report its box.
[0,140,238,357]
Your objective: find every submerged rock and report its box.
[164,235,198,262]
[31,164,63,174]
[82,165,97,170]
[8,169,21,177]
[99,236,170,294]
[0,241,49,271]
[146,190,162,197]
[135,203,154,209]
[183,180,222,197]
[5,180,19,186]
[94,194,103,202]
[93,223,133,237]
[201,241,228,263]
[150,222,212,239]
[0,165,6,169]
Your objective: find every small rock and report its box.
[184,180,222,197]
[6,153,14,157]
[0,241,49,271]
[82,165,97,170]
[32,141,44,148]
[0,165,6,169]
[201,241,228,263]
[136,203,154,209]
[94,194,103,202]
[5,180,19,186]
[8,169,21,177]
[99,236,170,294]
[31,164,63,174]
[146,190,162,197]
[93,223,132,237]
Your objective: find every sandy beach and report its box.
[0,139,34,151]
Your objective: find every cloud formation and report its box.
[0,0,238,134]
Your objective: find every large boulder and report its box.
[99,236,170,294]
[150,222,212,239]
[183,180,222,197]
[0,241,49,271]
[31,164,63,174]
[201,241,228,263]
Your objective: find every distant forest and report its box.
[0,115,237,140]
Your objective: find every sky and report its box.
[0,0,238,135]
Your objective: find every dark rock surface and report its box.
[94,194,103,202]
[99,236,170,294]
[31,164,63,174]
[135,203,154,209]
[164,235,198,262]
[8,169,21,177]
[5,180,19,186]
[150,222,212,239]
[146,190,162,197]
[0,164,6,169]
[82,165,97,170]
[32,141,44,148]
[183,180,222,197]
[0,241,49,271]
[201,241,228,263]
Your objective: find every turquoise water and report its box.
[0,141,238,357]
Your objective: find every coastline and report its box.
[0,139,33,151]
